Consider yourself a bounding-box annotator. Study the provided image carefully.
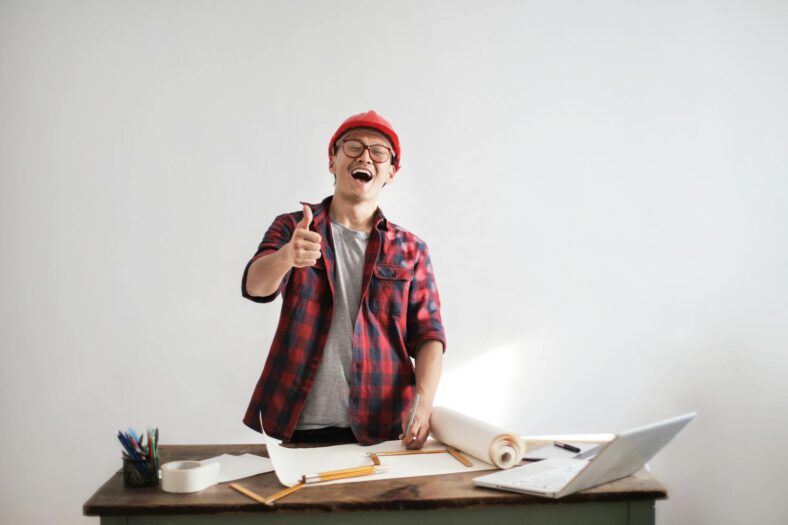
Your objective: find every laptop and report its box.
[473,412,695,498]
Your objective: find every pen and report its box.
[117,432,141,461]
[404,393,420,440]
[553,441,581,453]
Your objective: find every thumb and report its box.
[297,203,313,230]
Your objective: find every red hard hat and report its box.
[328,110,401,169]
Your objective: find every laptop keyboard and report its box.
[511,464,584,491]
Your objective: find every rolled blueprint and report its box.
[429,406,525,469]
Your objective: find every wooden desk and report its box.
[84,443,668,525]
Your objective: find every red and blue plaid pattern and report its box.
[242,196,446,445]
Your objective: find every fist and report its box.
[286,203,322,268]
[399,400,431,450]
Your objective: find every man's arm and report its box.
[245,248,297,297]
[245,204,322,298]
[399,239,446,449]
[400,339,443,449]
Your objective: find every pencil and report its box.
[230,481,307,506]
[231,483,272,506]
[446,446,473,467]
[302,465,386,484]
[369,449,447,457]
[264,482,307,505]
[404,393,421,438]
[305,465,376,477]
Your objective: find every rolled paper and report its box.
[429,406,525,469]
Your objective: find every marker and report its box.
[403,393,420,440]
[553,440,581,453]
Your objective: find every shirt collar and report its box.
[313,195,390,232]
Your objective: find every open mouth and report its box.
[351,169,373,182]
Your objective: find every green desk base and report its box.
[102,500,655,525]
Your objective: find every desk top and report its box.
[83,443,668,516]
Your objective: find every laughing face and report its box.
[329,128,397,204]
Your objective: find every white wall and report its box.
[1,1,786,523]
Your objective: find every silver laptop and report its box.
[473,412,695,498]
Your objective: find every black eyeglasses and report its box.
[338,139,394,163]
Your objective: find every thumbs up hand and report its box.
[285,203,322,268]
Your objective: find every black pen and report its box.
[553,441,581,453]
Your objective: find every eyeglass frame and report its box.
[334,139,396,164]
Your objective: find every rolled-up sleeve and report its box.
[405,243,447,357]
[241,213,294,303]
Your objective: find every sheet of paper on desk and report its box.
[199,453,274,483]
[264,435,494,487]
[522,443,599,461]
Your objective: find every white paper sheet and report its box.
[264,435,494,487]
[199,453,274,483]
[522,443,599,461]
[519,433,614,461]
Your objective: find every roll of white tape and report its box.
[160,460,220,493]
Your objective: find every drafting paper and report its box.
[522,443,599,461]
[429,406,526,468]
[200,453,274,483]
[264,435,494,487]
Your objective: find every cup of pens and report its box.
[118,428,160,488]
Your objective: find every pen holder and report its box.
[122,457,160,488]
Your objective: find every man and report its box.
[242,110,445,448]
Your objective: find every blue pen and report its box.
[117,432,134,457]
[127,427,140,442]
[118,431,149,476]
[119,432,140,460]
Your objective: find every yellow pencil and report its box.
[265,482,307,505]
[302,465,386,484]
[446,446,473,467]
[369,449,447,457]
[230,482,307,507]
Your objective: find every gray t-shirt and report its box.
[296,220,369,430]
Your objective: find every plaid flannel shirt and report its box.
[242,196,446,445]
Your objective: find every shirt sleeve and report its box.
[241,213,295,303]
[405,242,447,357]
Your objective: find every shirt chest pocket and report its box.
[368,265,414,316]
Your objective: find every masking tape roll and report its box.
[160,460,220,493]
